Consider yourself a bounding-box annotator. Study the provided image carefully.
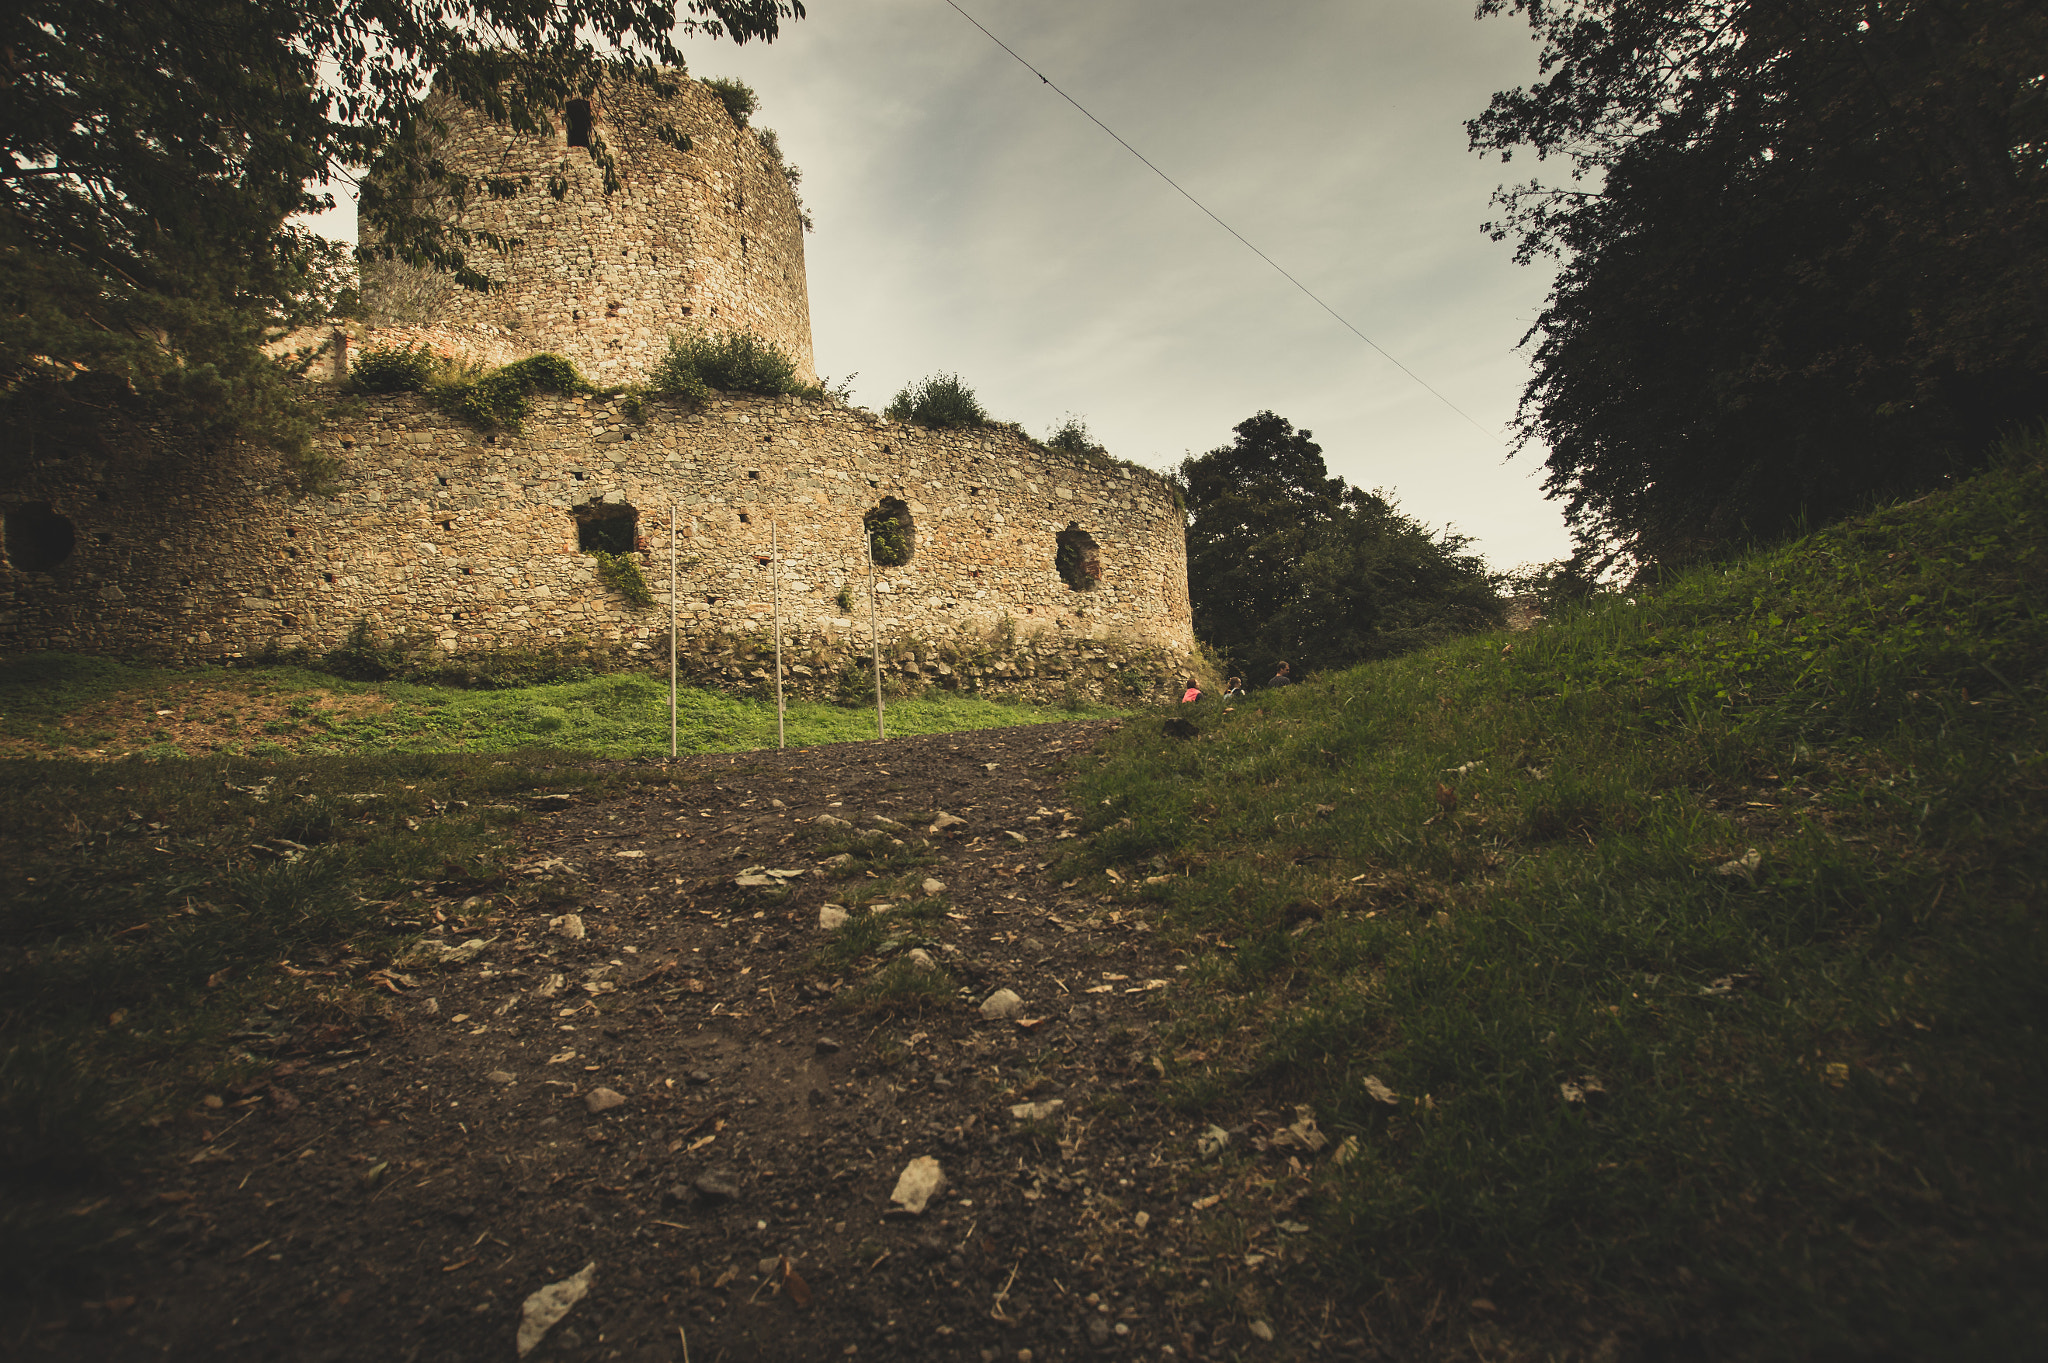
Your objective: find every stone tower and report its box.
[362,74,814,385]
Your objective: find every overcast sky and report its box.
[317,1,1572,569]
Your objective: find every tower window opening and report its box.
[1056,523,1102,591]
[566,100,593,150]
[865,497,916,567]
[572,500,638,554]
[4,503,76,572]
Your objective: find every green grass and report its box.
[0,743,642,1283]
[1065,445,2048,1355]
[0,657,1121,760]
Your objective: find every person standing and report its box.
[1181,676,1202,703]
[1268,661,1293,687]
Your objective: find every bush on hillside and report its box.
[886,373,987,429]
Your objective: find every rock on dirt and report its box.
[516,1260,596,1357]
[979,988,1025,1020]
[888,1157,945,1215]
[584,1087,626,1114]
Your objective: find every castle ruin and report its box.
[0,74,1195,702]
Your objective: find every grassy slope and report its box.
[1065,452,2047,1356]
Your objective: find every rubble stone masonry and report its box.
[359,74,814,386]
[0,390,1197,703]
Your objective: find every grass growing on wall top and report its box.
[1060,441,2048,1355]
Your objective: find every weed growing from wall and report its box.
[590,550,655,606]
[886,373,987,429]
[1046,413,1102,454]
[348,343,439,393]
[650,330,810,405]
[348,347,591,430]
[434,353,586,429]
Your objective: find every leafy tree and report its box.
[1470,0,2048,567]
[1180,412,1503,677]
[1,0,804,472]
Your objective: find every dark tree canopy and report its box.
[1471,0,2048,567]
[0,0,803,466]
[1180,412,1503,678]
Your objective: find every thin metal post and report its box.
[772,522,785,750]
[668,505,677,759]
[867,520,884,740]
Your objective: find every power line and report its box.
[938,0,1500,445]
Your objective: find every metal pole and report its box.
[772,522,785,750]
[867,519,884,740]
[668,505,677,760]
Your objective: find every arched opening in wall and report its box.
[4,503,76,572]
[1056,523,1101,591]
[566,100,593,151]
[572,500,638,554]
[864,497,915,567]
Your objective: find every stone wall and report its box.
[359,75,814,386]
[0,390,1196,702]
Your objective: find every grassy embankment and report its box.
[1063,445,2046,1356]
[0,655,1119,761]
[0,662,1115,1283]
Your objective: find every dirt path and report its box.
[44,722,1350,1362]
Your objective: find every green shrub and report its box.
[433,352,587,430]
[701,76,757,126]
[649,330,807,404]
[1046,413,1102,454]
[348,343,437,393]
[886,373,987,429]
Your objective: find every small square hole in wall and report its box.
[572,471,586,481]
[439,519,454,531]
[438,476,449,487]
[463,567,475,575]
[452,611,466,621]
[286,527,298,538]
[748,469,760,479]
[706,596,719,606]
[323,573,336,585]
[868,479,878,489]
[739,513,750,524]
[970,487,981,496]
